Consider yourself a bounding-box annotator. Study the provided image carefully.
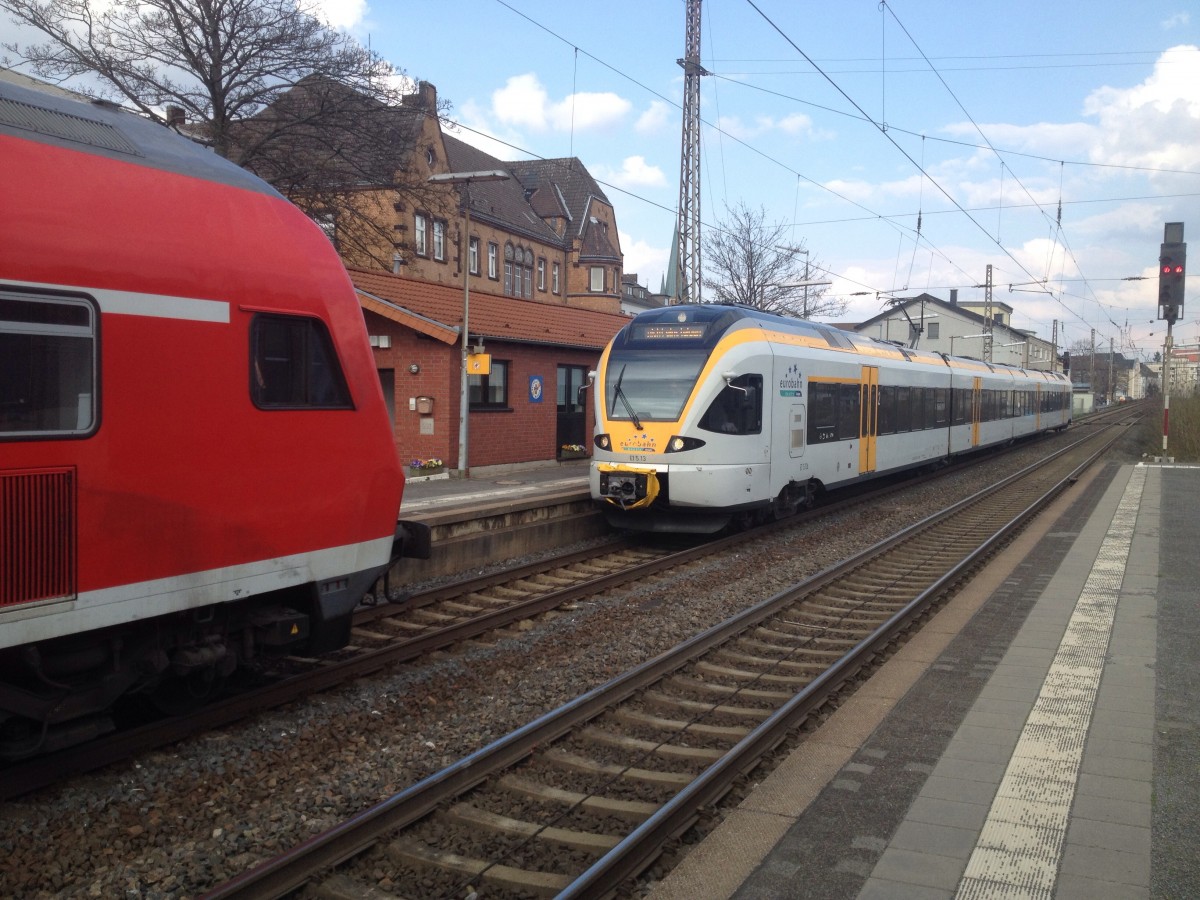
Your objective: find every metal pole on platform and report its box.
[428,170,510,477]
[1163,321,1173,457]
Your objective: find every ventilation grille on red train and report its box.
[1,468,76,607]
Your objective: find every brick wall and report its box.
[364,310,601,469]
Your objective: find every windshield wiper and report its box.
[611,364,643,430]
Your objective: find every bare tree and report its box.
[1,0,449,268]
[701,201,843,319]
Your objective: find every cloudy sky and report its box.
[4,0,1198,359]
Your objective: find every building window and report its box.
[432,220,445,261]
[928,322,940,339]
[552,262,561,294]
[487,242,498,279]
[589,266,605,292]
[0,291,97,437]
[537,258,546,291]
[469,359,509,409]
[523,249,534,298]
[414,214,427,256]
[469,237,480,275]
[504,243,515,295]
[251,314,352,409]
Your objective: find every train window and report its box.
[894,386,912,432]
[604,349,708,421]
[251,315,352,409]
[912,387,928,430]
[0,292,97,438]
[934,388,949,426]
[877,385,896,435]
[951,388,969,425]
[807,383,837,444]
[837,383,860,440]
[699,374,762,435]
[807,381,859,444]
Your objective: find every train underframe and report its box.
[0,578,361,760]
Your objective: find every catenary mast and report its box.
[673,0,706,304]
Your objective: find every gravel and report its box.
[0,430,1138,898]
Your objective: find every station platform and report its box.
[650,461,1199,899]
[399,459,590,516]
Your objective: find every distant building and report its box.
[853,292,1059,371]
[619,274,664,315]
[246,78,631,472]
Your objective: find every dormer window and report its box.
[426,147,436,167]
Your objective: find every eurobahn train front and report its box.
[590,304,771,533]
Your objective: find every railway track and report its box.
[0,408,1136,800]
[201,413,1138,899]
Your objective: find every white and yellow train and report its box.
[590,304,1072,533]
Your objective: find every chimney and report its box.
[949,289,958,305]
[165,105,186,128]
[403,81,438,110]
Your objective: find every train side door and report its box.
[859,365,879,473]
[1035,384,1042,431]
[971,376,982,447]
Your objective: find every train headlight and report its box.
[594,434,611,450]
[665,435,706,453]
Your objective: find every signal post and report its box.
[1158,222,1187,457]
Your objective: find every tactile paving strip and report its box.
[955,466,1145,899]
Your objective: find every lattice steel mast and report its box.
[673,0,706,304]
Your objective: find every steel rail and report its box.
[561,415,1133,896]
[200,418,1133,900]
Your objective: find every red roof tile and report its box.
[350,267,629,350]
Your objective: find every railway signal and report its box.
[1158,246,1186,322]
[1158,222,1186,323]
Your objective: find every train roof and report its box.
[620,304,1070,383]
[0,76,279,198]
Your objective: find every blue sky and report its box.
[4,1,1198,360]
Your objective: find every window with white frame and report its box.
[487,242,498,279]
[928,322,940,339]
[537,258,546,291]
[469,237,480,275]
[552,262,560,294]
[589,266,604,292]
[414,214,427,256]
[432,220,445,261]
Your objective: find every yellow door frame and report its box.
[859,365,879,473]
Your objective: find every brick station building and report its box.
[351,267,628,474]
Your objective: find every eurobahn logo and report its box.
[779,363,803,397]
[619,434,656,452]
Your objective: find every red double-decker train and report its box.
[0,77,424,757]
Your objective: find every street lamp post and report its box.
[949,333,989,357]
[428,169,510,477]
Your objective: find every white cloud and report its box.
[548,91,630,131]
[599,156,667,190]
[491,73,630,133]
[310,0,369,30]
[1161,12,1190,29]
[636,100,671,134]
[1082,45,1200,171]
[620,232,670,292]
[492,73,550,130]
